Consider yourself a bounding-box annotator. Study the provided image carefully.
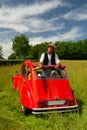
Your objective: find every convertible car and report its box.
[12,60,78,115]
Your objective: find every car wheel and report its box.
[21,105,29,115]
[21,105,32,115]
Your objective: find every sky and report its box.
[0,0,87,58]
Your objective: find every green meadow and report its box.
[0,60,87,130]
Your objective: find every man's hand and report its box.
[55,63,61,69]
[37,62,43,67]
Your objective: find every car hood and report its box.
[35,78,73,101]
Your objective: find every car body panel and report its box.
[35,79,73,101]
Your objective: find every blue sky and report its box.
[0,0,87,58]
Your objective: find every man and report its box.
[39,44,61,68]
[39,44,62,77]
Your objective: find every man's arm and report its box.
[55,53,61,69]
[38,53,44,67]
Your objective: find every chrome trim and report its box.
[32,105,78,114]
[33,105,78,111]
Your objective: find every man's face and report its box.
[47,47,54,54]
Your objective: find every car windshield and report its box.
[35,68,65,78]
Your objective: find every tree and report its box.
[27,42,49,60]
[12,34,30,59]
[0,46,2,57]
[54,41,71,59]
[55,40,87,60]
[28,44,40,60]
[8,53,17,60]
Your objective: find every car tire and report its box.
[21,105,32,115]
[21,105,29,115]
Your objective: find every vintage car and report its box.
[12,60,78,115]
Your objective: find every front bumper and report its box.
[32,105,78,114]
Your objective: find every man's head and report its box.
[46,44,55,54]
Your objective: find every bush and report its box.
[0,59,24,66]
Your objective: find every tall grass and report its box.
[0,61,87,130]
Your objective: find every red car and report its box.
[12,60,78,115]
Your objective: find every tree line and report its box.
[0,34,87,60]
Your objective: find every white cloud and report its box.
[25,18,65,33]
[0,0,67,20]
[0,16,65,33]
[64,4,87,21]
[0,22,29,33]
[0,39,12,58]
[56,27,82,41]
[0,0,69,33]
[30,26,83,45]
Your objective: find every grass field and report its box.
[0,60,87,130]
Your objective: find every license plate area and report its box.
[47,100,66,106]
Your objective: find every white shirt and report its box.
[40,53,60,65]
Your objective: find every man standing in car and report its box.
[38,43,66,77]
[39,44,61,69]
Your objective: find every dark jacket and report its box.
[43,52,56,65]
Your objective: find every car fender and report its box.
[20,83,35,109]
[12,74,22,90]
